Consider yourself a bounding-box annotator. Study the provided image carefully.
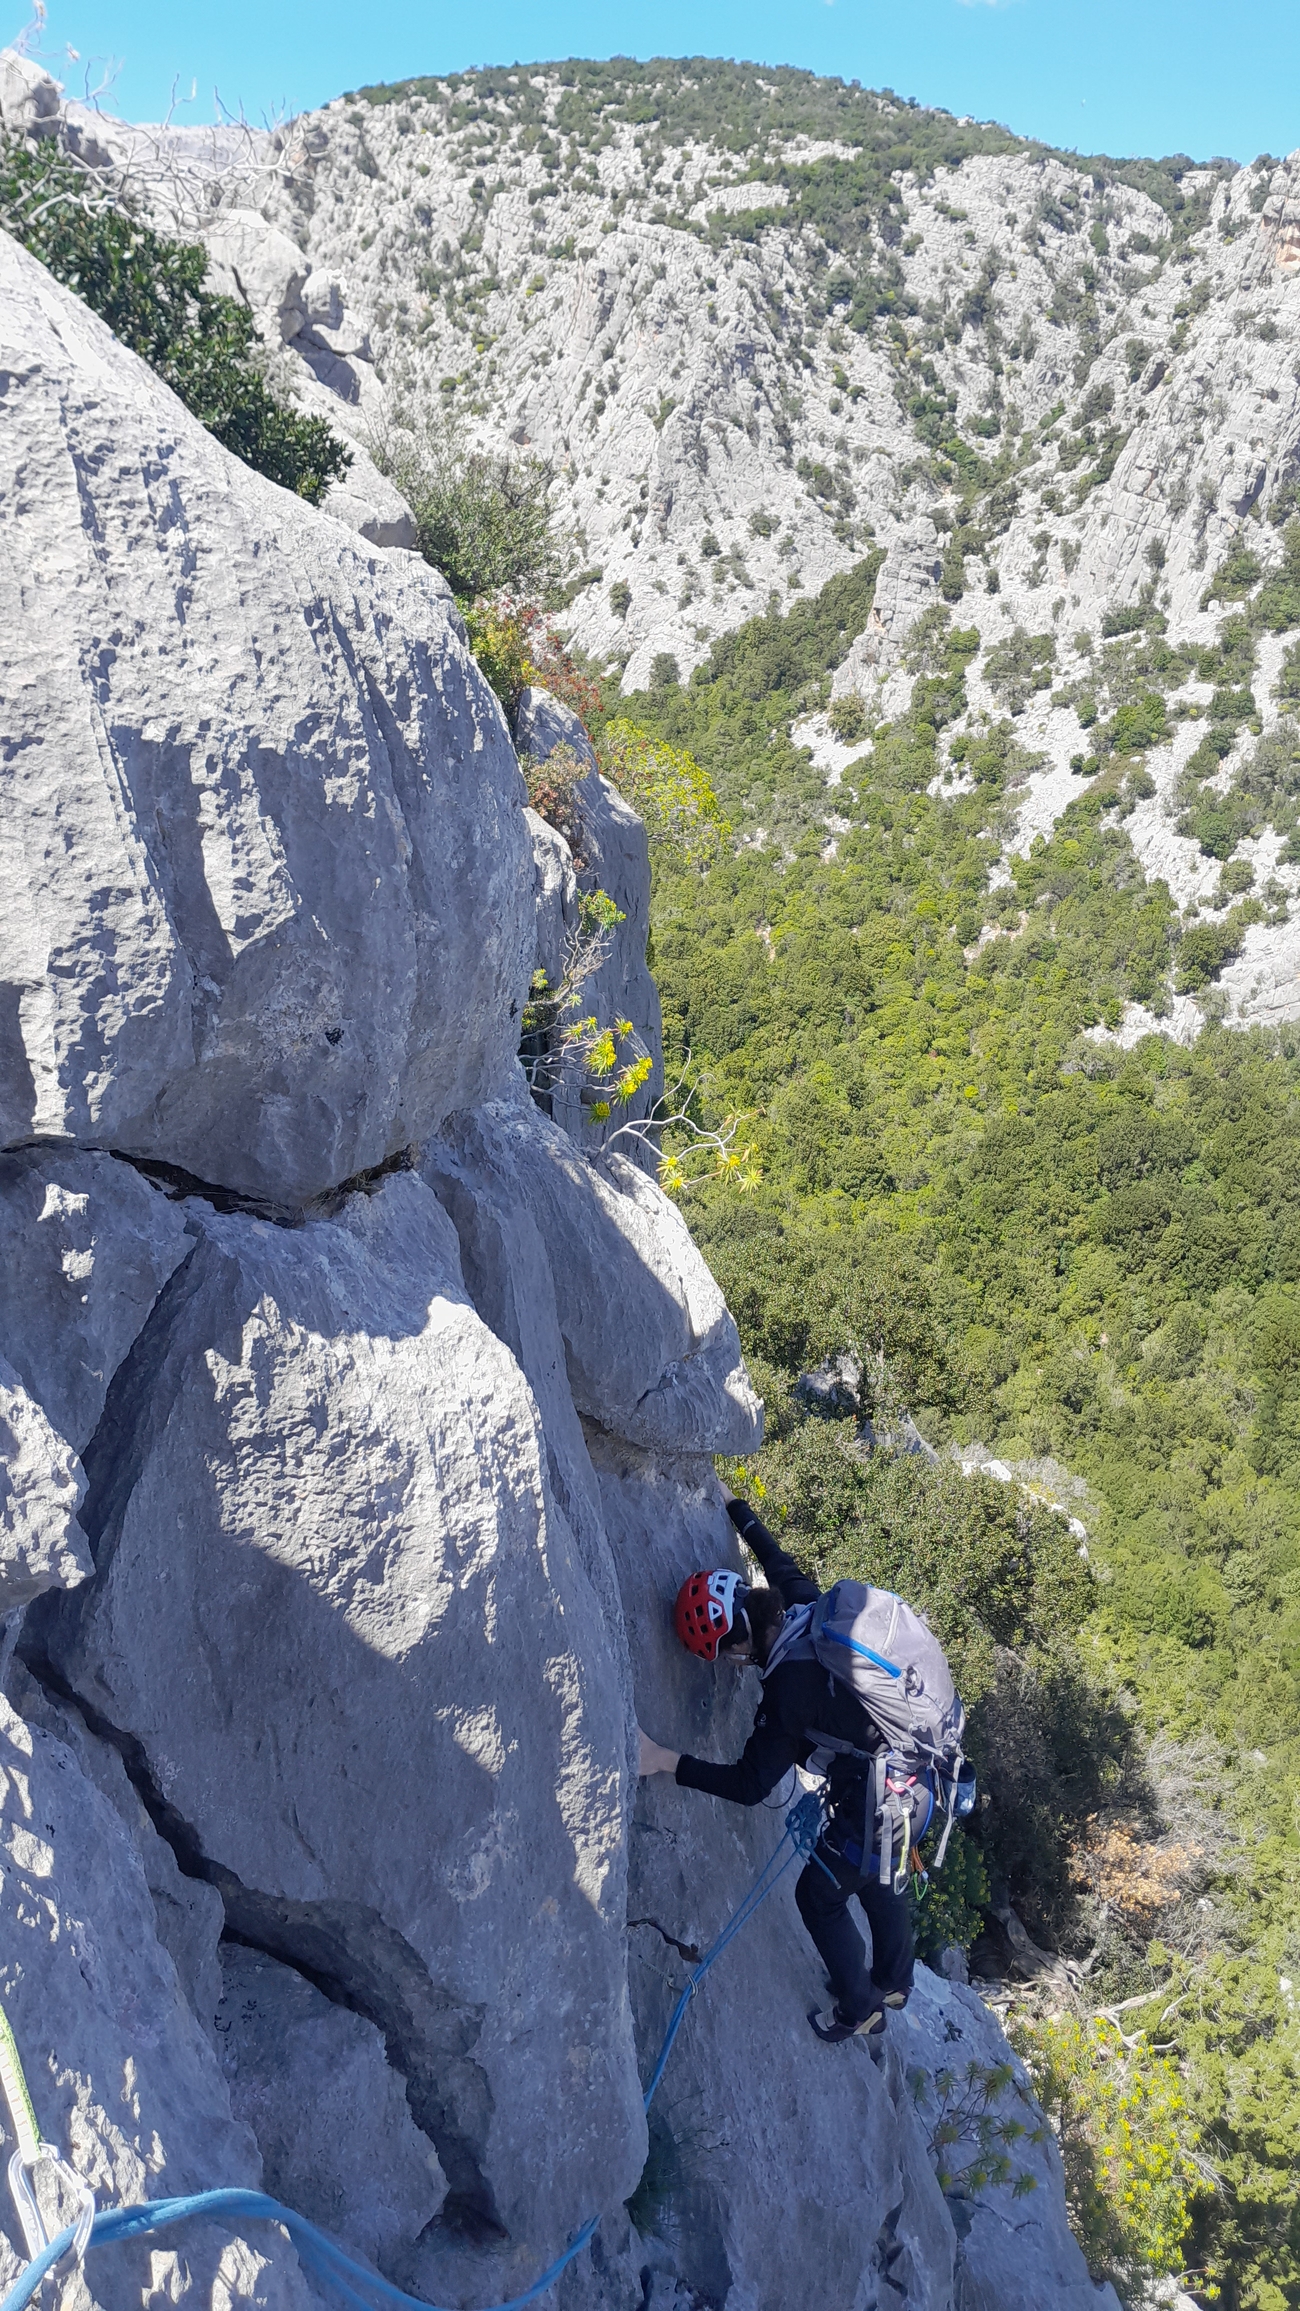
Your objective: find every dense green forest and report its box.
[577,570,1300,2309]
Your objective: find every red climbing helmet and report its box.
[674,1569,748,1660]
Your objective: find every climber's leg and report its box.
[796,1845,878,2025]
[857,1874,916,2007]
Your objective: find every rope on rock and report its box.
[0,1791,826,2311]
[0,2008,94,2272]
[639,1787,824,2108]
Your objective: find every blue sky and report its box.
[9,0,1300,163]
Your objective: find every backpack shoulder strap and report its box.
[760,1601,815,1679]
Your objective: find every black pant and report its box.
[795,1835,916,2025]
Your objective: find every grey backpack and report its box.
[768,1580,973,1886]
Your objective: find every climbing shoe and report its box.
[808,2004,885,2045]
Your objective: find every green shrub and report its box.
[1101,604,1145,638]
[0,135,349,504]
[909,2059,1042,2200]
[1275,638,1300,711]
[754,1432,1092,1694]
[1252,522,1300,632]
[600,721,729,868]
[984,628,1056,715]
[1012,2014,1204,2296]
[1087,688,1168,762]
[1204,543,1265,607]
[371,406,554,601]
[1175,901,1262,990]
[911,1825,989,1960]
[828,693,868,744]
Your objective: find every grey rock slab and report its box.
[215,1945,446,2272]
[6,1661,226,2042]
[900,1967,1123,2311]
[0,232,532,1202]
[0,1353,91,1611]
[514,687,600,782]
[0,1149,190,1453]
[427,1096,761,1455]
[525,807,580,999]
[0,1692,310,2311]
[317,445,419,550]
[421,1103,632,1673]
[201,208,310,336]
[0,50,114,167]
[28,1171,643,2268]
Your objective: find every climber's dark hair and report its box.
[719,1584,787,1667]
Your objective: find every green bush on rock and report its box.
[370,405,556,601]
[0,136,350,503]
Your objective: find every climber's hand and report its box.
[638,1727,681,1777]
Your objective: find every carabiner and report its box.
[8,2146,95,2272]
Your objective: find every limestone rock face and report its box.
[0,1694,308,2311]
[525,805,581,998]
[0,1149,191,1453]
[0,230,530,1202]
[27,1172,643,2266]
[199,208,417,548]
[515,685,600,781]
[0,1355,90,1610]
[316,443,420,549]
[426,1097,762,1455]
[216,1946,448,2270]
[421,1103,631,1646]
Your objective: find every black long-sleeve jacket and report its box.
[674,1500,883,1809]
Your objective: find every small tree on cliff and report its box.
[370,406,557,603]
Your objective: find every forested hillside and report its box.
[261,53,1300,1044]
[594,567,1300,2309]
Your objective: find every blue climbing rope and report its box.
[0,2194,601,2311]
[0,1792,827,2311]
[639,1788,824,2107]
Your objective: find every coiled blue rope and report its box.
[0,1793,825,2311]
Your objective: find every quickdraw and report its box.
[0,2006,95,2275]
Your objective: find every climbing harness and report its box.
[0,1792,829,2311]
[0,2010,94,2276]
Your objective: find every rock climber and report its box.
[637,1489,915,2046]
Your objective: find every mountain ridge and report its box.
[219,57,1300,1039]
